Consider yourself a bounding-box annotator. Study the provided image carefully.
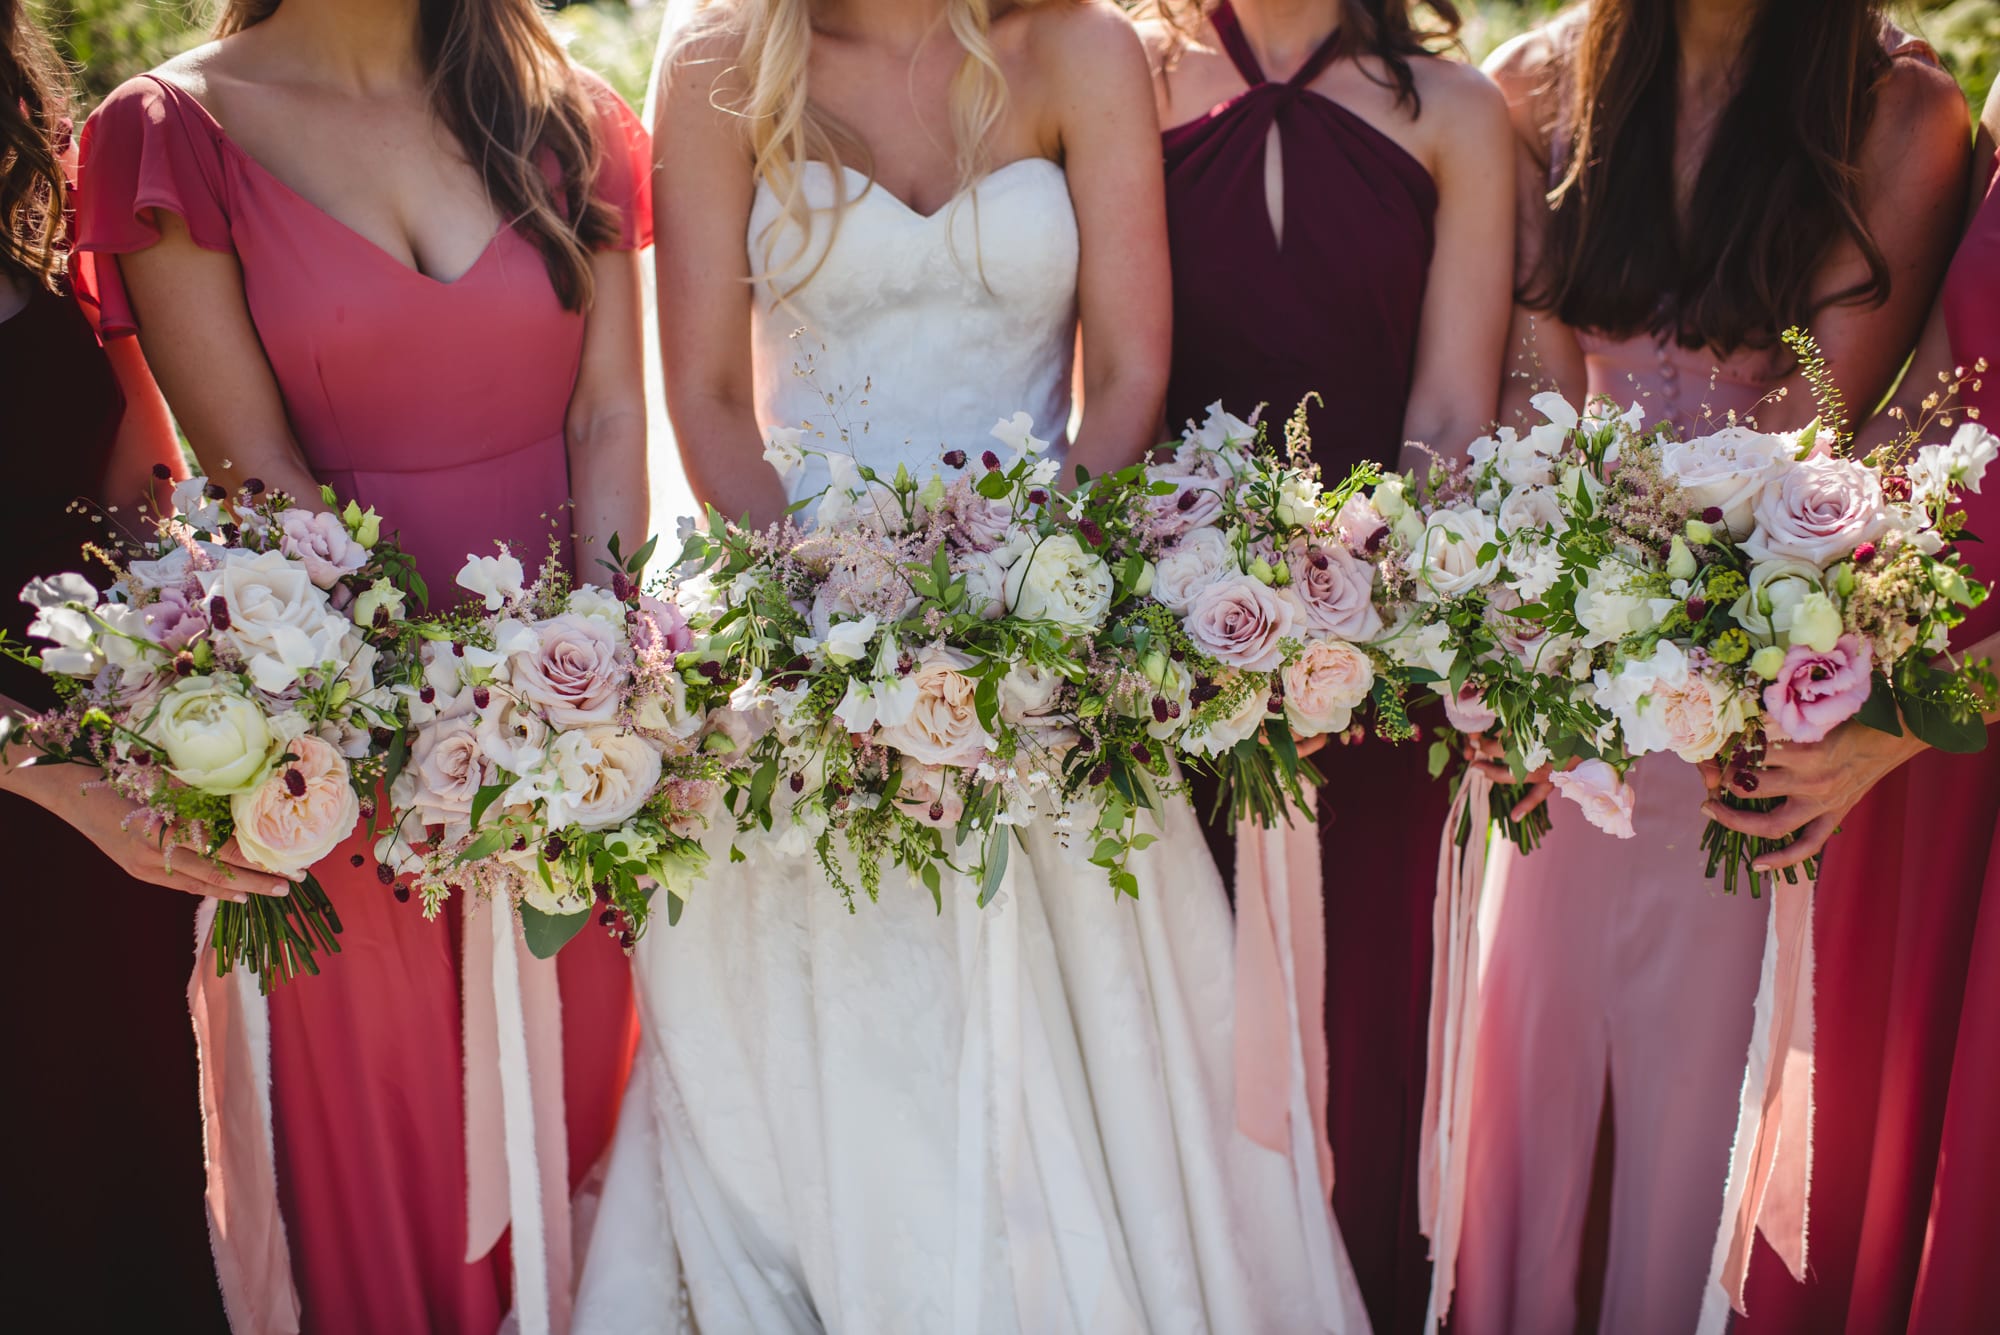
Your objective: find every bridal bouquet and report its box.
[374,537,718,956]
[3,475,421,987]
[1432,340,1996,890]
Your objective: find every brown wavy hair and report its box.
[1,0,69,290]
[1526,0,1894,353]
[1150,0,1462,112]
[216,0,620,309]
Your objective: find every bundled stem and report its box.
[209,872,344,994]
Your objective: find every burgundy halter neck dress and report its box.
[1164,9,1444,1331]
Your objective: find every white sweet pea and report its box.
[833,678,880,734]
[991,412,1049,458]
[1530,391,1581,433]
[1909,424,2000,504]
[171,477,227,531]
[1274,473,1322,528]
[457,550,526,611]
[764,426,808,480]
[821,615,878,666]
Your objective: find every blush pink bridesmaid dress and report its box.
[74,70,652,1335]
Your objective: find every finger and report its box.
[1696,759,1723,794]
[131,859,251,902]
[1295,734,1329,758]
[167,850,290,899]
[1754,812,1841,873]
[1701,798,1814,840]
[1511,779,1555,821]
[210,838,291,891]
[1470,761,1514,782]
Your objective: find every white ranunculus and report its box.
[146,675,275,794]
[457,549,526,611]
[1274,473,1322,528]
[1497,485,1567,539]
[1152,526,1239,614]
[565,585,630,635]
[1574,566,1659,648]
[1659,426,1796,536]
[1004,533,1114,631]
[1415,507,1501,601]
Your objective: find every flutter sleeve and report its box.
[577,69,655,252]
[73,76,235,337]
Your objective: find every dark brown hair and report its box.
[1526,0,1894,353]
[216,0,620,310]
[1153,0,1463,112]
[1,0,70,290]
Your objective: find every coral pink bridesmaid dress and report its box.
[74,71,652,1334]
[1163,7,1446,1329]
[1734,148,2000,1335]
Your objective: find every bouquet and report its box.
[374,536,719,956]
[4,474,422,987]
[1425,336,1996,891]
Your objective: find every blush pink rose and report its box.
[1187,574,1296,672]
[277,510,368,589]
[509,614,627,727]
[1285,540,1382,641]
[1762,635,1873,744]
[229,733,362,877]
[141,584,208,650]
[405,711,485,824]
[895,758,966,829]
[632,594,694,657]
[1281,640,1375,735]
[1334,493,1388,554]
[1744,456,1891,568]
[875,648,994,768]
[1550,759,1637,839]
[1439,684,1499,735]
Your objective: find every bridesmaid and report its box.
[72,0,652,1327]
[1142,2,1514,1328]
[1455,2,1968,1331]
[1713,76,2000,1332]
[0,4,243,1326]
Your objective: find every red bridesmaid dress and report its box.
[1163,8,1447,1331]
[74,71,653,1334]
[1,275,227,1331]
[1736,151,2000,1332]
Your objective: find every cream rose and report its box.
[543,727,664,831]
[1187,574,1296,672]
[1003,534,1114,631]
[198,548,349,676]
[508,614,627,727]
[876,648,995,767]
[1659,426,1794,537]
[1497,484,1567,539]
[230,734,360,877]
[1152,526,1238,614]
[1415,507,1502,601]
[147,676,275,794]
[1282,640,1374,736]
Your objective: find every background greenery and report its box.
[28,0,1999,116]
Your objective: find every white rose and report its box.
[198,549,348,680]
[146,676,275,794]
[957,551,1009,620]
[1152,526,1239,614]
[1415,507,1501,601]
[1183,677,1271,757]
[1574,566,1658,648]
[1004,534,1114,631]
[543,726,664,831]
[565,585,630,634]
[1659,426,1795,536]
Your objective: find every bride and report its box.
[574,0,1368,1329]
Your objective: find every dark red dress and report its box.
[0,277,226,1331]
[1737,154,2000,1333]
[1163,9,1446,1331]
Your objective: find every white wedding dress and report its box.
[574,156,1369,1335]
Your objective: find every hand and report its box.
[1294,731,1330,759]
[1697,721,1929,873]
[7,765,288,902]
[1464,734,1565,821]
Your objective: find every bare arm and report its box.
[1048,3,1171,478]
[652,36,788,530]
[568,245,651,574]
[1400,64,1515,462]
[114,211,324,506]
[97,333,187,514]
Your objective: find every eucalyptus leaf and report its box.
[519,902,591,959]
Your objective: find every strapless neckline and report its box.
[768,156,1068,223]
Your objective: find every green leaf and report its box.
[627,533,659,574]
[974,670,1001,735]
[1854,672,1902,736]
[519,901,591,959]
[468,781,511,831]
[381,727,411,797]
[1428,738,1452,779]
[976,471,1012,500]
[978,827,1011,908]
[454,827,510,865]
[1899,690,1989,755]
[920,860,943,911]
[748,753,779,815]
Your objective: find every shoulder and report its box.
[653,21,749,121]
[1408,53,1510,130]
[1481,24,1567,159]
[1024,0,1149,76]
[1860,50,1969,196]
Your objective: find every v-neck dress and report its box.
[74,71,652,1335]
[1162,9,1446,1333]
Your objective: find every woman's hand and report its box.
[4,763,288,901]
[1697,722,1930,872]
[1464,733,1564,820]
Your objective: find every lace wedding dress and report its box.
[573,155,1369,1334]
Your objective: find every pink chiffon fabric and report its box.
[74,72,653,1335]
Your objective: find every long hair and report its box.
[1147,0,1462,113]
[1,0,70,290]
[664,0,1053,295]
[216,0,619,310]
[1525,0,1893,353]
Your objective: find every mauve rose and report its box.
[1285,540,1382,642]
[406,711,485,824]
[509,614,627,727]
[1150,475,1228,539]
[1335,493,1387,553]
[1550,759,1637,839]
[1744,456,1892,568]
[1762,635,1873,744]
[949,487,1015,553]
[632,594,693,657]
[1153,527,1237,614]
[1282,640,1375,735]
[1439,684,1498,734]
[230,734,361,877]
[141,584,207,650]
[278,510,368,589]
[1187,575,1296,672]
[876,648,994,768]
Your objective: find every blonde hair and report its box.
[667,0,1040,294]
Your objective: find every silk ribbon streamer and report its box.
[1232,790,1333,1198]
[1697,873,1815,1334]
[463,895,574,1335]
[1419,770,1499,1333]
[189,898,300,1334]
